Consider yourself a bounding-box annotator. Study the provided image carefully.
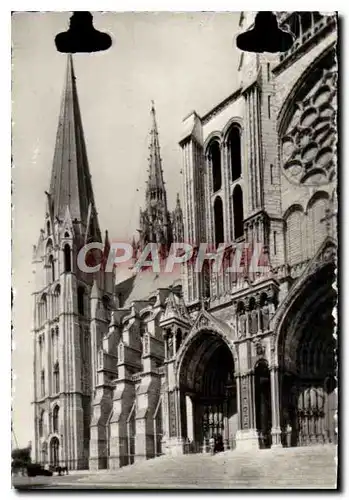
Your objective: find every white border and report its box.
[5,3,347,499]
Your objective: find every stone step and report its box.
[72,444,337,488]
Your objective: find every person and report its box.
[215,434,224,453]
[209,435,215,455]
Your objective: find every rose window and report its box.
[281,64,337,186]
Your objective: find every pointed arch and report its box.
[232,184,244,240]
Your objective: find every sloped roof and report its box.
[115,267,181,307]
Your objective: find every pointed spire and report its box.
[175,192,182,211]
[148,101,165,191]
[49,54,98,234]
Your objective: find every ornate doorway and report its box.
[50,437,60,467]
[178,330,237,452]
[277,261,337,446]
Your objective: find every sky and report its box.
[12,11,240,448]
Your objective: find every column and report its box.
[270,366,282,447]
[235,370,259,450]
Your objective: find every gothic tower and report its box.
[32,55,104,470]
[138,102,174,251]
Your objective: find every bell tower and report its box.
[32,55,103,470]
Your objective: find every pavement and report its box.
[12,444,337,490]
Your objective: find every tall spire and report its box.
[137,102,172,251]
[49,54,98,233]
[147,101,165,192]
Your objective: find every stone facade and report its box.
[33,12,337,470]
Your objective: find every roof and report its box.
[115,267,181,307]
[48,55,97,228]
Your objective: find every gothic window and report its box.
[307,192,329,255]
[40,370,45,398]
[233,185,244,240]
[227,126,242,181]
[52,405,59,433]
[77,286,85,316]
[39,294,47,324]
[285,206,304,265]
[49,255,55,283]
[47,221,51,236]
[64,231,70,238]
[53,363,60,394]
[214,196,224,246]
[281,50,336,185]
[209,141,222,192]
[64,244,71,273]
[39,410,44,437]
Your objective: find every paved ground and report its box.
[12,444,337,490]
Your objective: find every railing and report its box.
[277,13,336,68]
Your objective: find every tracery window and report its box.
[281,50,336,185]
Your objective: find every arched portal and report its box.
[178,330,237,452]
[277,261,337,447]
[50,436,60,467]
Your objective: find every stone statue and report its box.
[239,313,247,338]
[261,304,270,331]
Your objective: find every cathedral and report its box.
[32,12,337,471]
